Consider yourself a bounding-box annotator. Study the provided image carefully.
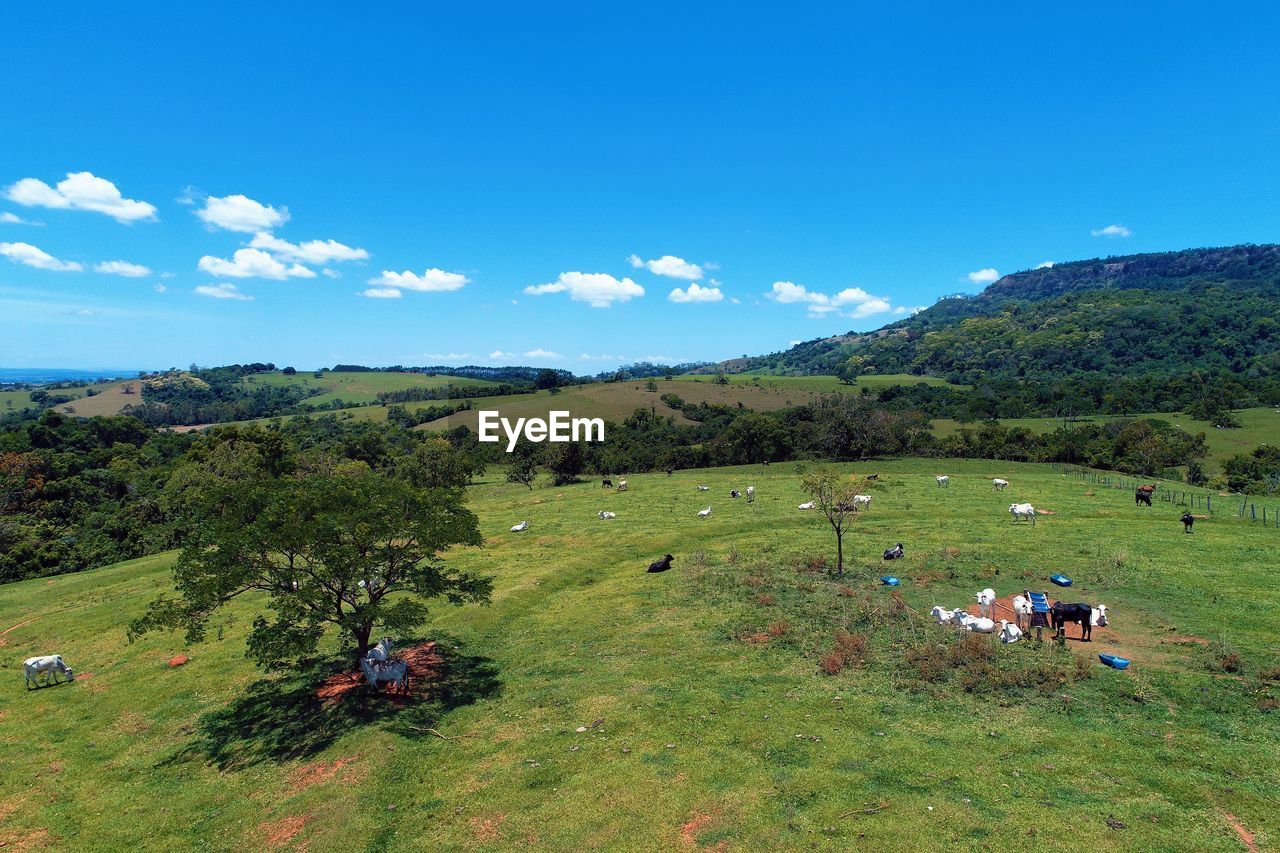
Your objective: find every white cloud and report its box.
[789,340,803,346]
[668,282,724,303]
[419,352,471,360]
[627,253,704,280]
[966,268,1000,285]
[1091,224,1131,238]
[367,268,469,292]
[1035,260,1056,269]
[154,283,167,293]
[0,211,40,225]
[196,194,289,232]
[0,241,83,272]
[524,348,561,359]
[194,283,253,301]
[578,352,627,361]
[767,280,906,319]
[322,269,341,279]
[95,260,151,277]
[488,350,514,359]
[641,354,677,363]
[249,232,369,265]
[4,172,157,223]
[361,287,402,299]
[894,305,927,316]
[198,248,315,280]
[524,271,644,308]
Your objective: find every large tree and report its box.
[129,467,488,667]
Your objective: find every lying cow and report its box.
[24,655,73,689]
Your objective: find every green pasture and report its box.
[2,459,1277,850]
[245,371,501,407]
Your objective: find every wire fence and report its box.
[1050,463,1279,529]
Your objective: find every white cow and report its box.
[1091,604,1109,627]
[1012,595,1032,629]
[798,501,816,510]
[360,657,409,694]
[746,486,755,503]
[976,588,996,619]
[936,475,950,487]
[24,655,73,689]
[697,506,712,519]
[598,510,617,520]
[616,480,628,492]
[852,494,872,508]
[696,485,710,492]
[956,612,996,633]
[998,620,1024,644]
[929,606,961,626]
[366,637,393,662]
[1009,503,1036,524]
[992,478,1009,491]
[510,520,529,532]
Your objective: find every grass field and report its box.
[246,371,502,407]
[2,458,1277,850]
[932,407,1280,474]
[0,380,137,418]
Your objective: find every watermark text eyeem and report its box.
[478,410,605,452]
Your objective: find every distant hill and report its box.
[736,244,1280,386]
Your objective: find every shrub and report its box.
[767,620,791,638]
[819,652,844,676]
[1219,652,1243,674]
[756,593,776,606]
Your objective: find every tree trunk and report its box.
[836,530,844,577]
[354,624,372,662]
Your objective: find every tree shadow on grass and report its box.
[161,633,500,771]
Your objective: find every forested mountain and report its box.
[741,244,1280,392]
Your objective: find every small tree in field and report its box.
[129,468,489,667]
[800,468,872,577]
[505,443,540,489]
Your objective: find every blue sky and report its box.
[2,3,1278,372]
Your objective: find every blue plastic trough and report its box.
[1049,573,1073,587]
[1098,654,1130,670]
[880,576,901,586]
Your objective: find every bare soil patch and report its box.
[313,642,444,705]
[286,755,361,793]
[260,814,310,849]
[1223,812,1259,853]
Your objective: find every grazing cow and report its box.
[998,620,1024,644]
[746,486,755,503]
[616,480,628,492]
[1135,485,1154,507]
[730,490,741,498]
[602,479,613,488]
[882,543,904,560]
[23,655,73,689]
[1181,512,1195,533]
[1091,604,1109,627]
[1009,502,1036,524]
[976,588,996,619]
[797,501,816,510]
[510,520,529,532]
[360,657,409,693]
[697,506,713,518]
[366,637,393,662]
[1012,595,1032,630]
[992,478,1009,491]
[852,494,872,508]
[696,485,710,492]
[1050,601,1094,640]
[647,554,675,573]
[598,510,617,520]
[936,475,950,487]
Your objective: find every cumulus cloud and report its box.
[154,283,167,293]
[627,253,704,280]
[0,241,83,271]
[249,232,369,265]
[524,271,644,308]
[95,260,151,277]
[1035,260,1056,269]
[894,305,927,316]
[578,353,627,361]
[967,268,1000,285]
[196,194,289,233]
[361,287,402,299]
[198,248,315,280]
[524,348,561,359]
[488,350,514,360]
[767,280,905,319]
[1091,224,1131,238]
[668,282,724,303]
[419,352,471,360]
[322,269,342,279]
[0,211,40,225]
[367,268,469,292]
[194,283,253,300]
[4,172,157,223]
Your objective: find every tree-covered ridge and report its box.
[741,244,1280,388]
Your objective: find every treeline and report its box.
[375,384,523,405]
[331,364,578,385]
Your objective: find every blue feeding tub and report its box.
[1049,573,1073,587]
[1098,654,1131,670]
[880,576,901,586]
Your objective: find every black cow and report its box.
[882,543,904,560]
[647,554,675,573]
[602,479,613,488]
[1182,512,1195,533]
[730,490,741,498]
[1135,489,1153,507]
[1050,601,1093,641]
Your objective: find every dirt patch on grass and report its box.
[286,755,362,792]
[314,642,443,705]
[0,827,52,850]
[260,814,310,849]
[678,812,717,847]
[1163,635,1209,646]
[167,654,190,667]
[1,617,36,636]
[1223,812,1258,852]
[469,814,505,843]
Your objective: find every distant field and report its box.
[0,379,136,417]
[676,373,968,392]
[931,407,1280,473]
[417,379,847,432]
[245,371,501,406]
